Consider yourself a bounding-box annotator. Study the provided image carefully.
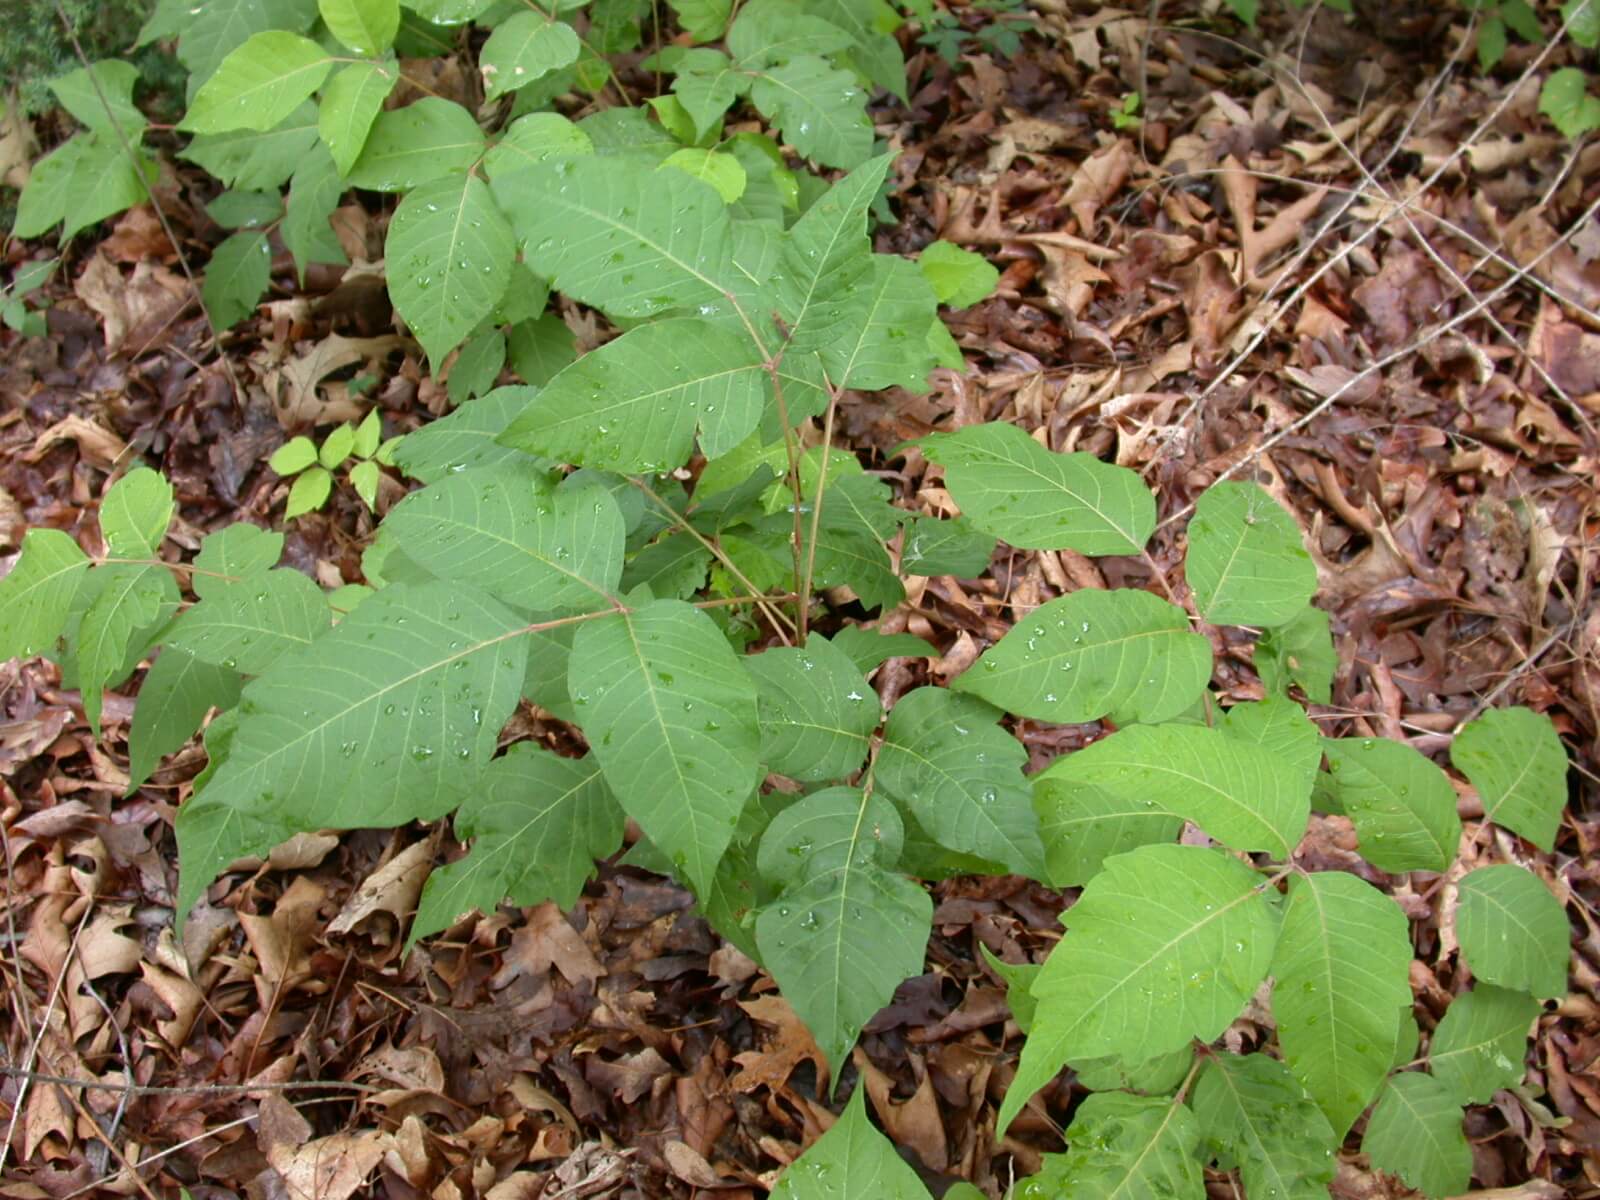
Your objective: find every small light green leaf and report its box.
[49,61,145,138]
[385,461,623,611]
[953,588,1211,726]
[127,648,242,792]
[349,460,381,511]
[1451,707,1568,851]
[318,61,399,176]
[920,422,1155,554]
[352,408,383,458]
[410,745,624,945]
[661,148,746,202]
[480,13,581,100]
[1563,0,1600,48]
[1364,1073,1472,1198]
[1429,984,1540,1104]
[900,515,994,577]
[1320,736,1461,874]
[1454,864,1568,999]
[756,787,932,1078]
[769,1087,934,1199]
[345,98,486,192]
[981,944,1040,1033]
[751,56,873,168]
[1256,605,1334,704]
[746,637,876,782]
[320,423,357,469]
[387,173,515,369]
[1271,870,1413,1135]
[877,688,1046,879]
[1033,777,1181,887]
[202,230,272,330]
[667,0,731,42]
[570,598,762,896]
[269,436,318,476]
[391,388,530,483]
[1000,844,1276,1134]
[181,32,333,134]
[319,0,399,54]
[285,465,333,517]
[0,530,91,660]
[1194,1052,1337,1200]
[78,564,179,735]
[1024,1093,1204,1200]
[193,525,283,598]
[918,240,998,308]
[101,468,174,558]
[1478,15,1508,70]
[1539,68,1600,138]
[1186,482,1317,626]
[165,569,330,675]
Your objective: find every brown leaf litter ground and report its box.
[2,3,1599,1197]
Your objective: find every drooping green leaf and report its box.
[1032,776,1181,888]
[38,134,157,241]
[177,580,527,918]
[319,0,399,54]
[497,319,768,474]
[183,101,322,191]
[77,564,180,735]
[193,525,284,598]
[202,230,272,330]
[1565,0,1600,47]
[776,154,890,343]
[387,173,515,368]
[1270,870,1414,1135]
[1428,984,1539,1104]
[165,569,330,675]
[899,515,994,577]
[981,944,1040,1033]
[1363,1073,1472,1198]
[826,627,938,673]
[746,637,876,782]
[392,387,531,483]
[12,138,81,239]
[953,588,1211,725]
[1451,707,1567,851]
[918,240,998,308]
[877,687,1046,879]
[756,787,932,1077]
[1194,1052,1337,1200]
[1039,722,1309,858]
[101,468,175,558]
[1255,605,1334,704]
[750,56,873,168]
[1454,864,1568,999]
[1069,1045,1195,1095]
[127,648,242,792]
[181,32,333,134]
[1021,1093,1204,1200]
[206,189,282,230]
[269,437,317,476]
[769,1086,933,1200]
[661,149,746,203]
[49,61,146,139]
[318,61,399,176]
[480,13,581,100]
[920,422,1155,555]
[505,314,577,386]
[385,462,622,611]
[283,146,349,282]
[1185,482,1317,626]
[344,98,486,192]
[410,744,624,944]
[1320,736,1461,874]
[999,844,1277,1134]
[569,598,762,895]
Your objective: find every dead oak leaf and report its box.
[1062,138,1132,234]
[730,994,830,1097]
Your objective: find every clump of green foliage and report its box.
[0,0,178,117]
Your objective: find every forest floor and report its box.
[2,3,1598,1198]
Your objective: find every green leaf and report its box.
[1478,15,1508,70]
[877,687,1046,879]
[320,423,357,468]
[1504,0,1545,42]
[498,319,767,474]
[60,136,158,241]
[620,533,711,599]
[668,50,749,140]
[1000,844,1276,1134]
[319,0,399,54]
[507,314,578,386]
[1363,1073,1472,1197]
[952,589,1211,725]
[77,564,179,735]
[1069,1046,1194,1095]
[981,944,1040,1033]
[729,0,854,67]
[920,422,1155,555]
[569,598,762,895]
[269,436,318,475]
[349,460,381,511]
[1185,482,1317,626]
[756,787,932,1078]
[352,408,383,459]
[318,61,399,176]
[285,465,333,517]
[1270,870,1414,1135]
[483,112,594,183]
[193,525,284,597]
[410,745,624,944]
[13,137,80,239]
[1454,864,1568,999]
[1023,1093,1204,1200]
[181,32,333,134]
[1220,696,1322,795]
[446,328,506,406]
[163,0,321,82]
[345,99,486,192]
[183,102,322,191]
[1539,68,1600,138]
[1320,736,1461,874]
[0,534,90,659]
[751,56,873,168]
[809,255,941,392]
[1428,984,1539,1104]
[1038,722,1309,858]
[480,13,581,100]
[827,627,937,673]
[387,173,515,369]
[805,0,908,100]
[165,569,330,675]
[1451,707,1567,851]
[205,189,282,229]
[769,1087,933,1199]
[667,0,731,42]
[1194,1052,1337,1200]
[385,462,623,611]
[177,580,527,917]
[1256,605,1334,704]
[900,515,995,577]
[746,638,876,782]
[918,240,998,308]
[49,61,146,138]
[101,468,175,558]
[661,148,746,202]
[1564,0,1600,48]
[391,388,530,482]
[777,153,890,343]
[203,230,272,330]
[499,157,739,321]
[127,649,242,792]
[1033,777,1181,887]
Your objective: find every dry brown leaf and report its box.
[730,995,830,1095]
[263,333,405,428]
[23,415,128,470]
[72,251,189,353]
[328,839,433,936]
[1062,139,1131,234]
[855,1051,949,1173]
[490,901,605,989]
